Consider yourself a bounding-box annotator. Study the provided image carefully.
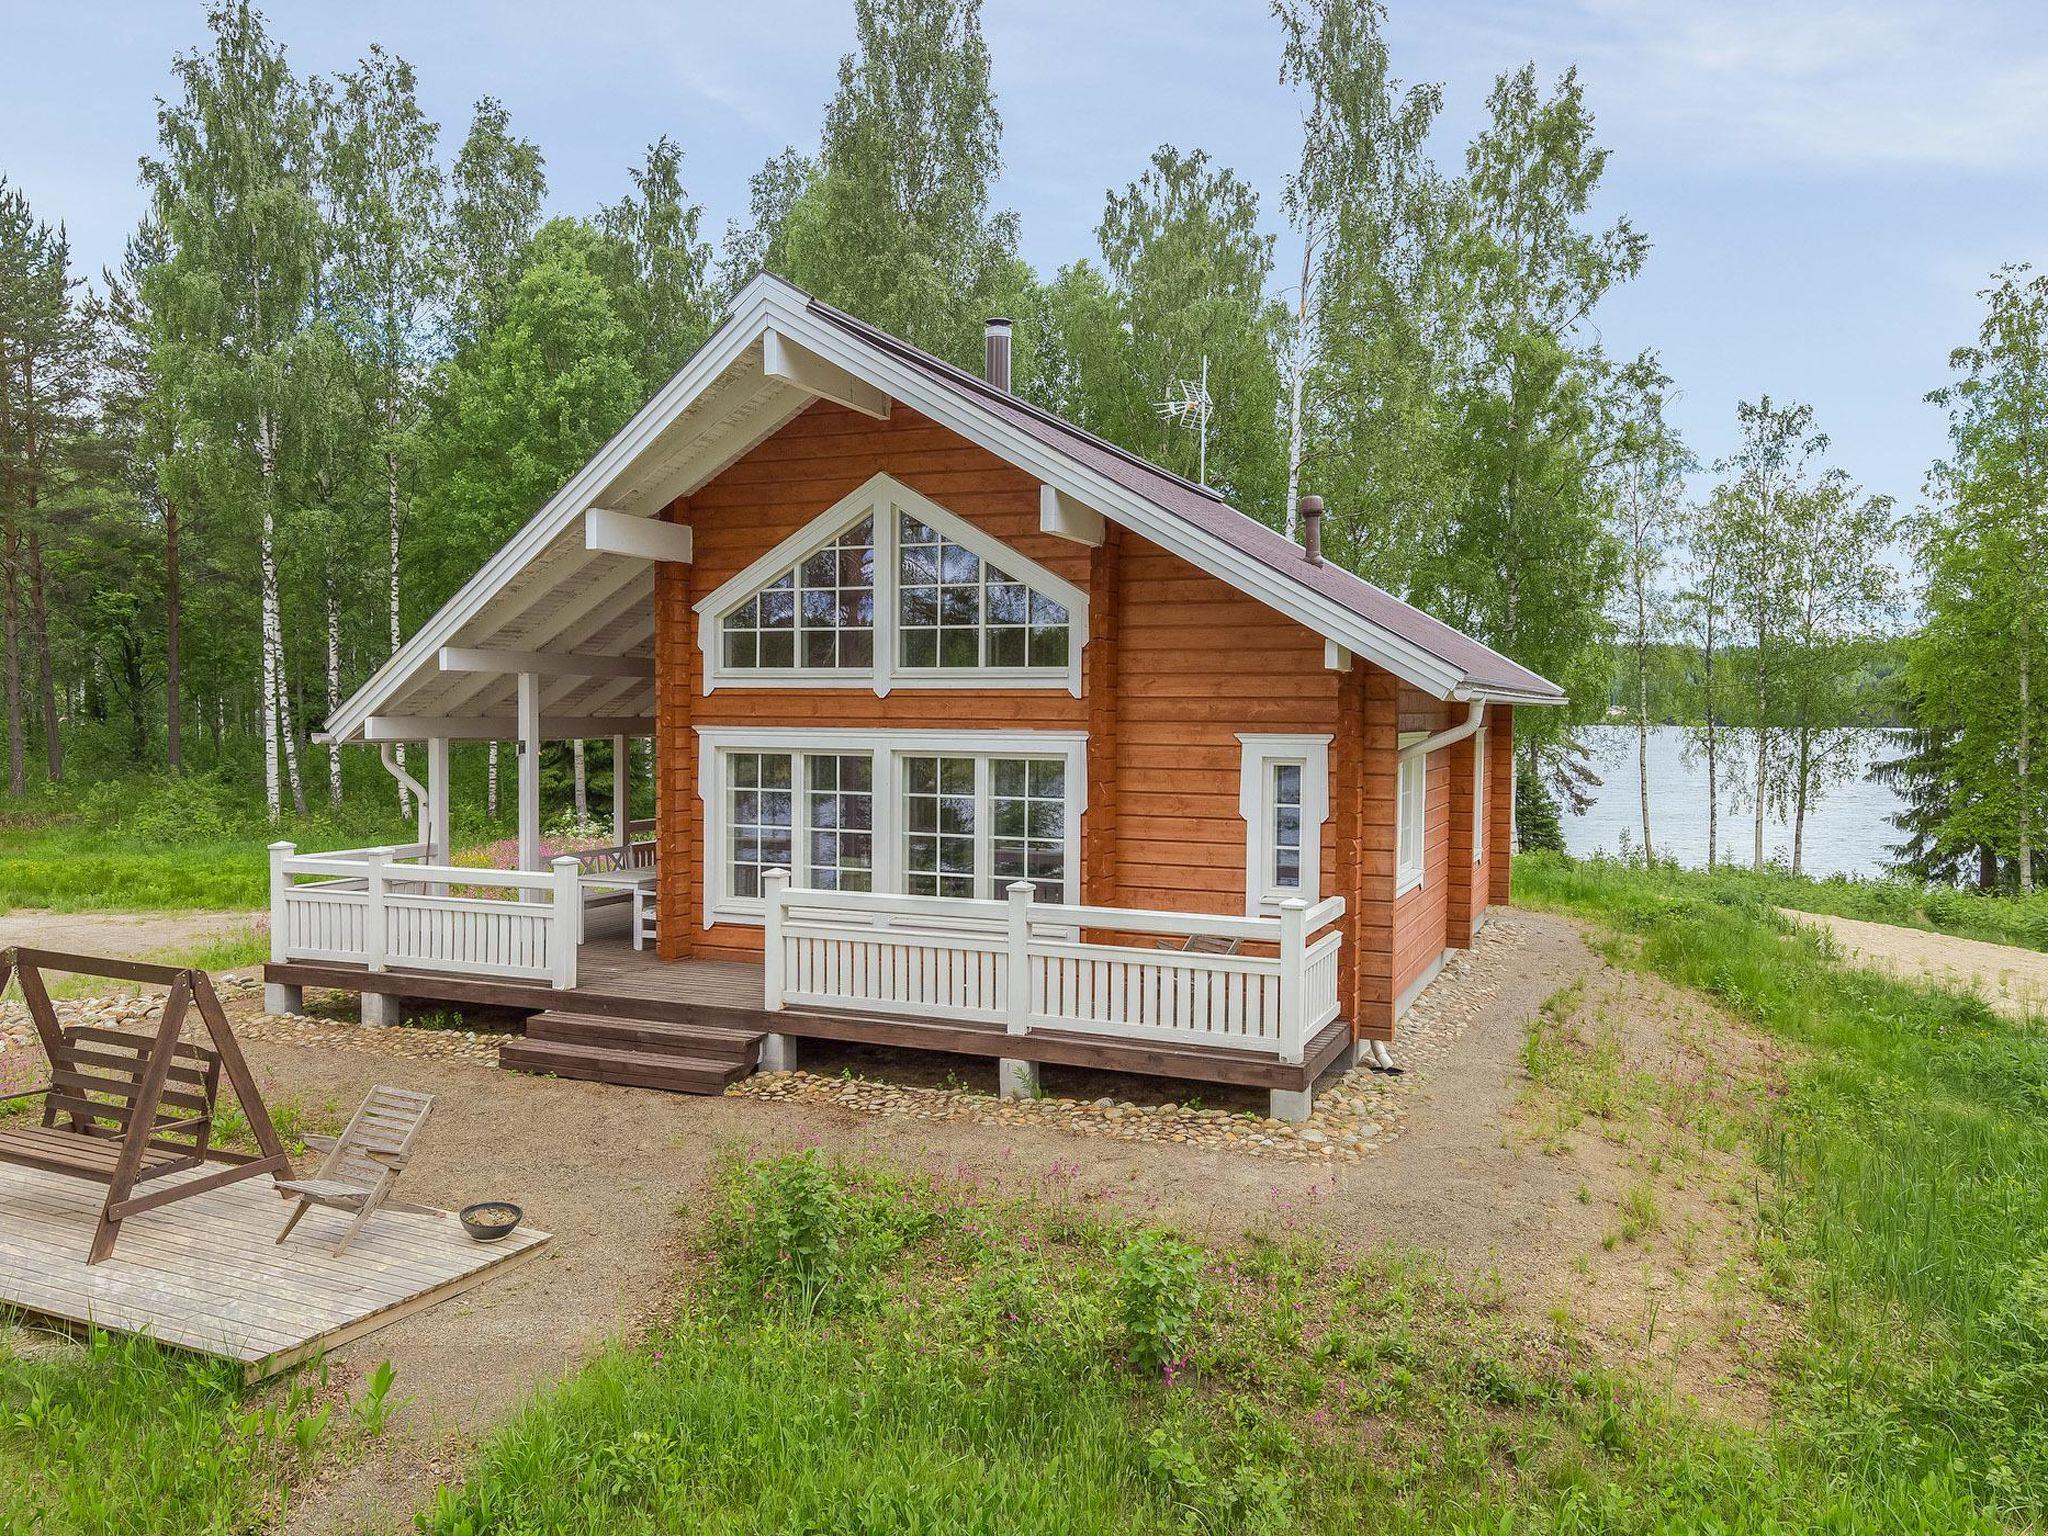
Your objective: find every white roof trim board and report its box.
[324,274,1561,744]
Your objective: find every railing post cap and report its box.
[1006,881,1035,897]
[268,840,296,852]
[764,866,790,883]
[550,853,581,869]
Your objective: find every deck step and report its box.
[524,1009,761,1065]
[498,1036,750,1094]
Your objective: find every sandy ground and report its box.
[1783,908,2048,1020]
[234,909,1782,1534]
[0,907,260,956]
[0,908,1787,1533]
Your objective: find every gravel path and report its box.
[0,907,260,956]
[1782,908,2048,1020]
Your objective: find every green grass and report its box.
[418,1146,2001,1534]
[0,1327,345,1535]
[1516,851,2048,1522]
[1624,856,2048,954]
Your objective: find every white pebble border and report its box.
[730,919,1526,1161]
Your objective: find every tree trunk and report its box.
[258,408,283,819]
[27,528,57,781]
[326,577,343,805]
[1635,584,1653,862]
[2021,642,2034,894]
[487,740,499,820]
[388,436,408,817]
[1980,843,1999,893]
[165,496,182,772]
[1791,725,1810,876]
[572,737,587,820]
[1,519,21,798]
[1701,621,1718,869]
[278,667,306,817]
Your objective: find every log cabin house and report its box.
[266,274,1563,1119]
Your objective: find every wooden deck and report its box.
[265,939,1354,1092]
[0,1157,549,1381]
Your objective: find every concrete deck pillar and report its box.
[361,992,403,1028]
[263,982,304,1017]
[998,1058,1040,1099]
[758,1032,798,1073]
[1268,1083,1315,1123]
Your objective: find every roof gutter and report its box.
[1399,699,1487,763]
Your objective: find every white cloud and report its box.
[1477,0,2048,173]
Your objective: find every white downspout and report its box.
[380,743,430,848]
[1372,697,1488,1075]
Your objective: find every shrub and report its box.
[1115,1229,1204,1375]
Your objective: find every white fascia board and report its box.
[324,276,794,744]
[762,328,890,419]
[365,714,654,743]
[759,290,1472,700]
[585,507,694,563]
[437,647,654,680]
[1039,484,1105,546]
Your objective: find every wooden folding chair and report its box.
[275,1086,434,1257]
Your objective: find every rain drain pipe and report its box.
[380,744,432,853]
[1367,698,1489,1071]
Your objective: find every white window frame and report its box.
[1472,727,1487,863]
[696,726,1088,926]
[1397,731,1429,895]
[694,472,1089,698]
[1236,733,1331,916]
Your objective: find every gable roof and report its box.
[808,297,1562,704]
[321,273,1559,746]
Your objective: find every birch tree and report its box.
[320,45,446,808]
[1608,363,1688,861]
[142,0,321,817]
[1676,489,1737,866]
[1716,396,1826,868]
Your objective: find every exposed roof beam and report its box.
[585,507,694,563]
[438,646,653,680]
[363,714,654,743]
[763,327,890,420]
[1324,641,1352,672]
[1039,485,1106,547]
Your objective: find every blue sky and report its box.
[7,0,2048,529]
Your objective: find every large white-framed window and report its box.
[697,727,1087,925]
[1472,727,1487,864]
[695,472,1088,697]
[1237,734,1331,915]
[1397,732,1429,895]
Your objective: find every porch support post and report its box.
[264,841,303,1016]
[517,671,542,871]
[425,736,451,860]
[999,881,1040,1099]
[612,733,631,842]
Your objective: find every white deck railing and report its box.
[760,871,1343,1063]
[269,842,584,989]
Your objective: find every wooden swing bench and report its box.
[0,947,293,1265]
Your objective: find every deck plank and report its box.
[0,1159,548,1380]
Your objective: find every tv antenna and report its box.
[1156,354,1213,486]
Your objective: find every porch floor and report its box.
[0,1158,549,1381]
[264,936,1354,1094]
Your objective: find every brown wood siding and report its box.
[650,397,1487,1041]
[1487,706,1516,904]
[1112,532,1338,914]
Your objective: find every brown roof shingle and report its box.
[809,297,1563,702]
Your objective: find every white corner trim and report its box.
[1235,733,1332,917]
[695,725,1089,928]
[1039,484,1106,546]
[692,471,1089,698]
[762,327,890,419]
[584,507,694,563]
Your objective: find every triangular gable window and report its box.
[697,473,1087,696]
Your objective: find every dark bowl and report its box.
[459,1201,523,1241]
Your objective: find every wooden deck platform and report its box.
[265,941,1355,1094]
[0,1158,549,1381]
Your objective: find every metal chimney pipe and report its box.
[1300,495,1324,566]
[984,317,1013,392]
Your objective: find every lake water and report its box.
[1563,725,1908,880]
